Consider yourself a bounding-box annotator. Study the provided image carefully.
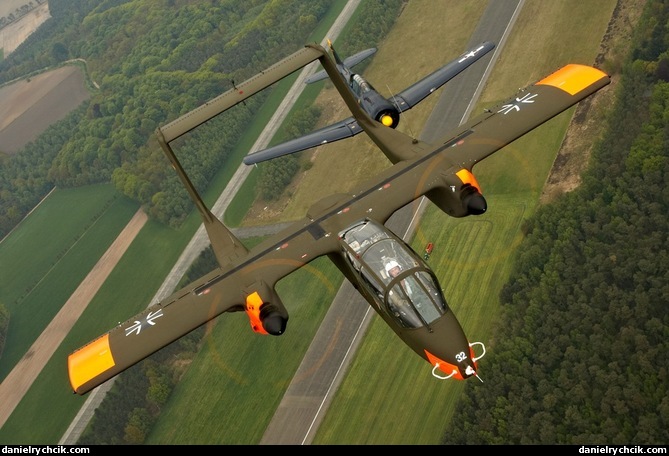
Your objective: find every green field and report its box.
[312,196,531,443]
[308,0,618,443]
[310,0,618,443]
[0,0,620,445]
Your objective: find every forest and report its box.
[442,0,669,444]
[0,0,342,237]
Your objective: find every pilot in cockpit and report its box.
[386,260,410,297]
[384,260,421,328]
[385,260,410,293]
[385,260,401,278]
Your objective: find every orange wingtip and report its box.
[68,334,115,392]
[537,64,608,95]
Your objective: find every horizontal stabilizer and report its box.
[305,47,377,84]
[155,45,332,266]
[160,46,326,143]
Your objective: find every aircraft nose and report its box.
[380,114,394,127]
[465,364,483,383]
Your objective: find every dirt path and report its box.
[540,0,646,203]
[0,209,147,429]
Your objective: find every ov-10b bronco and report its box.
[68,41,609,395]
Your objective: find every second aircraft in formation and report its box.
[242,40,496,164]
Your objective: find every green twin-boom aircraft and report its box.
[68,41,610,395]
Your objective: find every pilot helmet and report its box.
[385,260,401,277]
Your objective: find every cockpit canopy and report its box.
[339,219,449,329]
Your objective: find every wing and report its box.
[243,117,362,165]
[392,41,495,112]
[68,218,343,395]
[68,44,334,395]
[352,63,610,166]
[434,64,611,169]
[68,268,239,395]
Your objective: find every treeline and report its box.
[443,0,669,445]
[0,0,334,237]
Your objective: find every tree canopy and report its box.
[0,0,334,235]
[443,0,669,444]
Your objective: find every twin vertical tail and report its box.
[154,45,331,267]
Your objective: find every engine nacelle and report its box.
[460,183,487,215]
[366,95,400,129]
[425,168,487,218]
[374,107,401,128]
[244,288,288,336]
[258,303,287,335]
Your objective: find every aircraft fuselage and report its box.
[349,73,400,128]
[335,219,483,380]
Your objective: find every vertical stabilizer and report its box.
[155,130,248,268]
[154,45,327,268]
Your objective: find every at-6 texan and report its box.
[242,40,495,165]
[67,41,609,395]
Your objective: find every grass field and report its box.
[0,184,136,380]
[312,195,532,443]
[0,0,626,445]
